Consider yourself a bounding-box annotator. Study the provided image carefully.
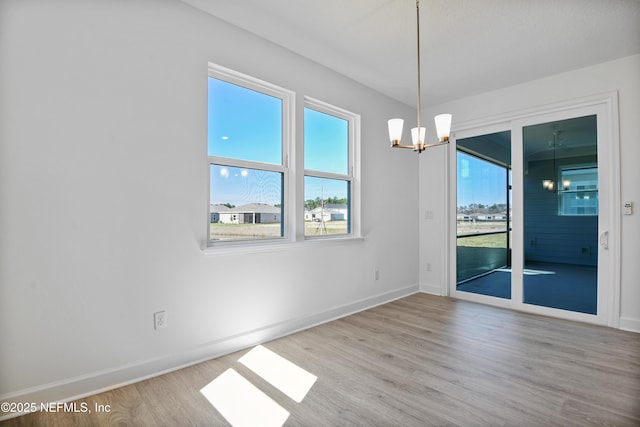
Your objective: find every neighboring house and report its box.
[210,204,232,223]
[305,204,348,222]
[217,203,281,224]
[457,213,508,222]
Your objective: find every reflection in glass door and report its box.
[456,131,511,299]
[522,116,598,314]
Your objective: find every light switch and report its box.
[624,201,633,215]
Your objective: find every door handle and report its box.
[600,230,609,250]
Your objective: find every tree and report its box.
[304,196,346,211]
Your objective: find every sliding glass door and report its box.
[522,116,598,314]
[449,97,617,326]
[456,131,511,299]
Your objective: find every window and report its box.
[558,166,598,216]
[303,98,358,237]
[208,64,293,242]
[207,64,360,246]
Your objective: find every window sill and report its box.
[202,235,365,257]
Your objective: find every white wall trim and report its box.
[619,317,640,334]
[420,282,444,296]
[451,91,621,134]
[0,284,419,421]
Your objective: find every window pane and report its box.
[455,131,511,301]
[523,116,598,314]
[210,165,283,241]
[208,77,282,165]
[559,191,598,216]
[561,167,598,189]
[457,153,508,236]
[559,166,598,216]
[304,108,348,175]
[304,176,349,236]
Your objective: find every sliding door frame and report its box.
[446,92,621,327]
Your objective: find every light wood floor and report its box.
[4,293,640,426]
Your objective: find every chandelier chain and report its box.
[416,0,421,138]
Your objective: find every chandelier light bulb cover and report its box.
[434,113,452,142]
[411,127,426,146]
[387,0,452,153]
[388,118,404,145]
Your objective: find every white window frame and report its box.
[207,63,295,246]
[303,96,361,239]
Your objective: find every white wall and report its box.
[0,0,420,406]
[419,54,640,332]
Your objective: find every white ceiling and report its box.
[180,0,640,107]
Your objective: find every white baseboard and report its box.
[619,316,640,333]
[0,284,419,421]
[420,282,445,296]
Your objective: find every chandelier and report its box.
[542,129,570,192]
[388,0,452,153]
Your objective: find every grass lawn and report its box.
[457,233,508,248]
[457,221,509,248]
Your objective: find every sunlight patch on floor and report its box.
[239,345,317,403]
[200,368,290,427]
[496,267,556,275]
[200,345,317,426]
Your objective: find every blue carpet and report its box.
[457,270,511,299]
[457,262,597,315]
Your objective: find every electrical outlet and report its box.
[154,311,167,330]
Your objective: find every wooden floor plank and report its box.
[3,294,639,426]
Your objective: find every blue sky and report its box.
[457,152,509,207]
[303,108,348,175]
[208,78,282,165]
[208,77,348,207]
